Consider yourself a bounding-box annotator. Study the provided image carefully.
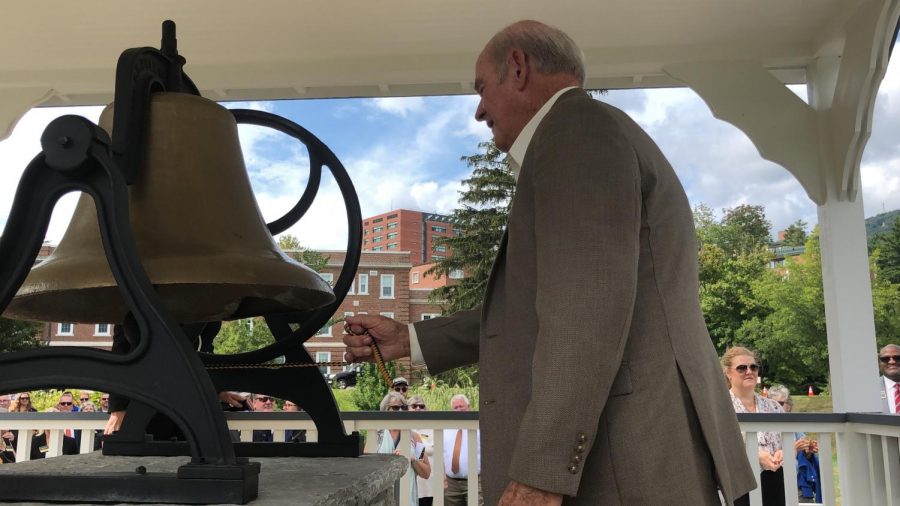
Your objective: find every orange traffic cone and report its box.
[808,385,814,397]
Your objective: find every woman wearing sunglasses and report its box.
[723,347,785,506]
[377,392,431,505]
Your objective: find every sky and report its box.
[1,54,899,251]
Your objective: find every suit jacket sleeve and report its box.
[413,306,481,374]
[506,104,642,496]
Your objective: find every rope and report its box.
[204,323,393,387]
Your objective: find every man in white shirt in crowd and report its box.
[879,344,900,414]
[443,394,482,506]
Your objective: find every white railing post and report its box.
[433,429,445,506]
[836,430,874,506]
[47,430,62,457]
[881,436,900,506]
[744,431,762,506]
[15,429,32,462]
[781,432,798,506]
[398,429,411,506]
[80,429,94,454]
[819,434,836,506]
[866,434,887,505]
[467,429,478,505]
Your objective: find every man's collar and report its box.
[507,86,579,179]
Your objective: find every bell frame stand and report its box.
[0,116,259,504]
[102,108,366,459]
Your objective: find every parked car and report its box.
[330,367,360,389]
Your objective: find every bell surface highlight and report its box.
[4,93,335,323]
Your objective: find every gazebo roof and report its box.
[0,0,857,105]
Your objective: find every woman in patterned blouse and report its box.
[722,346,785,506]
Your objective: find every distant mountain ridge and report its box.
[866,209,900,240]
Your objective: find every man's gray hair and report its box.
[488,20,585,86]
[379,391,407,411]
[767,384,791,402]
[450,394,470,406]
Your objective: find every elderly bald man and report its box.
[344,20,755,505]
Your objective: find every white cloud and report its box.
[369,97,426,117]
[0,105,103,243]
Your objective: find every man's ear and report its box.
[509,49,529,91]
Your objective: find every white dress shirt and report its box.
[443,428,482,479]
[884,376,899,414]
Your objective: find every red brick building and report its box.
[303,250,446,378]
[362,209,459,266]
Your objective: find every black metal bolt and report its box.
[57,136,71,147]
[135,465,147,475]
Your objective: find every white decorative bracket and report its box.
[663,0,900,205]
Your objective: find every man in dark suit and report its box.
[879,343,900,413]
[345,20,755,505]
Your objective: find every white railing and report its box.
[2,412,899,506]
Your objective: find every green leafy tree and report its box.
[870,248,900,349]
[781,219,809,247]
[427,141,515,314]
[872,217,900,284]
[350,361,399,410]
[735,229,828,389]
[0,318,44,353]
[695,204,773,352]
[213,318,275,354]
[277,233,329,273]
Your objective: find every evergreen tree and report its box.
[427,141,515,314]
[0,318,44,353]
[781,219,808,247]
[424,141,514,387]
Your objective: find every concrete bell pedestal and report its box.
[0,453,408,505]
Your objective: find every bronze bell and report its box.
[4,93,335,324]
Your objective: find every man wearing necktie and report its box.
[878,344,900,413]
[443,395,482,505]
[344,19,755,505]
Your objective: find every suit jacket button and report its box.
[577,434,587,443]
[567,464,578,474]
[573,455,582,463]
[575,444,584,453]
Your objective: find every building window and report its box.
[387,232,398,239]
[372,236,383,243]
[387,221,398,229]
[434,245,447,253]
[422,314,440,320]
[373,217,383,223]
[387,214,398,219]
[316,352,331,375]
[450,269,464,279]
[320,272,334,286]
[373,226,383,233]
[363,239,368,245]
[412,272,420,284]
[432,255,445,261]
[431,225,447,233]
[380,312,395,319]
[57,323,74,336]
[387,243,398,250]
[453,227,461,236]
[94,323,111,336]
[316,319,332,337]
[358,274,369,294]
[364,229,369,235]
[373,246,383,251]
[381,274,395,299]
